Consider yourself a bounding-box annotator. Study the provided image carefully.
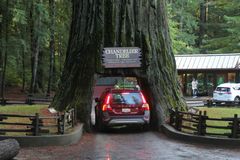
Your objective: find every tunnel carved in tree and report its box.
[51,0,186,130]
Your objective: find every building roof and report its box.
[175,53,240,70]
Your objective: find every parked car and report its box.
[213,83,240,104]
[94,88,150,131]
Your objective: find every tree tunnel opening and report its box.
[90,75,164,130]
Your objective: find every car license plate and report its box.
[122,108,131,113]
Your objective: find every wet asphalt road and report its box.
[16,127,240,160]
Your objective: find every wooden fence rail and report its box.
[0,108,76,136]
[169,108,240,138]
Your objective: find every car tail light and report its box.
[140,92,150,111]
[102,104,112,111]
[102,94,112,111]
[225,92,232,94]
[104,94,111,104]
[142,103,150,111]
[140,92,147,103]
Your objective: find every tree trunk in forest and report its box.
[58,35,63,73]
[29,1,35,94]
[0,139,20,160]
[0,4,3,101]
[51,0,186,130]
[21,45,26,92]
[30,33,40,94]
[198,0,207,52]
[36,51,44,93]
[1,48,7,103]
[47,0,56,96]
[1,0,9,104]
[21,24,27,92]
[179,0,184,32]
[30,1,40,94]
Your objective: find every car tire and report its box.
[97,119,106,132]
[95,113,106,132]
[234,97,240,105]
[141,124,149,131]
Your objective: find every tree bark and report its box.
[21,44,26,92]
[198,0,207,51]
[0,139,20,160]
[58,35,63,73]
[30,0,41,94]
[47,0,56,96]
[51,0,186,129]
[36,51,44,93]
[21,23,27,92]
[1,0,9,104]
[0,1,3,97]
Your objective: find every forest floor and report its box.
[2,86,55,103]
[5,86,28,100]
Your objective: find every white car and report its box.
[213,83,240,104]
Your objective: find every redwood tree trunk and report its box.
[51,0,186,129]
[47,0,56,96]
[30,0,41,94]
[198,0,207,51]
[1,0,9,104]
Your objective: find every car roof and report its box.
[217,83,240,88]
[109,89,141,93]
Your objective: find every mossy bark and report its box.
[51,0,186,130]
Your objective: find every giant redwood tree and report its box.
[51,0,186,129]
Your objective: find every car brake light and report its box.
[142,103,150,111]
[104,94,111,104]
[102,94,112,111]
[140,92,149,110]
[140,92,147,103]
[102,104,112,111]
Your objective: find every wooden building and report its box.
[175,53,240,96]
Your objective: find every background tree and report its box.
[0,0,9,103]
[198,0,207,51]
[0,0,71,98]
[47,0,56,97]
[167,0,199,54]
[202,0,240,53]
[51,0,186,129]
[0,0,239,105]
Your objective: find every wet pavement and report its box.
[16,127,240,160]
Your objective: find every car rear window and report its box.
[111,92,142,105]
[216,87,230,92]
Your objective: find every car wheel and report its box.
[97,119,106,132]
[234,97,240,104]
[141,124,149,131]
[95,113,106,132]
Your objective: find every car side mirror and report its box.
[95,97,100,103]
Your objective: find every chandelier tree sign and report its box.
[102,47,142,68]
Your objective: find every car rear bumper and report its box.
[103,115,150,126]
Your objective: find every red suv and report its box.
[95,88,150,131]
